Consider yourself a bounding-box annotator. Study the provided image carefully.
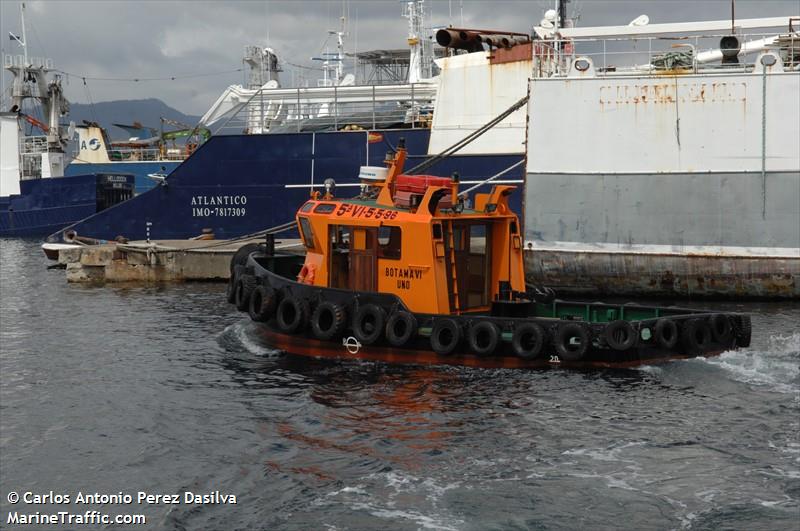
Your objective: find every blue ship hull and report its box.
[50,130,524,242]
[1,173,135,237]
[65,161,181,194]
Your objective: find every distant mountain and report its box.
[68,98,202,138]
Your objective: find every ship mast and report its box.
[3,2,71,178]
[313,15,347,86]
[19,1,29,68]
[334,16,346,85]
[558,0,568,38]
[551,0,571,73]
[404,0,431,83]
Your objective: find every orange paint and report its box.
[296,143,526,315]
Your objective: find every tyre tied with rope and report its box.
[467,321,501,357]
[276,296,310,334]
[605,320,637,351]
[430,318,461,355]
[654,318,679,349]
[733,315,752,348]
[386,311,418,347]
[681,318,712,354]
[311,301,347,340]
[511,322,546,359]
[554,322,590,361]
[227,264,244,304]
[711,314,734,343]
[248,285,278,322]
[234,274,257,311]
[353,304,386,345]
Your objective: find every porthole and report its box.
[574,59,591,71]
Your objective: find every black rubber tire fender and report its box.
[234,274,257,311]
[276,296,310,334]
[710,314,734,344]
[248,285,278,322]
[467,321,501,357]
[430,318,462,356]
[352,304,386,345]
[226,276,236,304]
[229,243,261,273]
[385,311,418,347]
[511,322,546,360]
[311,301,347,340]
[681,318,713,355]
[553,322,590,361]
[653,318,679,349]
[734,315,752,348]
[226,264,244,304]
[605,320,638,351]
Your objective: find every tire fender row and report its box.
[228,262,748,359]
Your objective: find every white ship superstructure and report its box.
[200,0,439,135]
[521,14,799,297]
[1,3,71,197]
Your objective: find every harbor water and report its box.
[1,238,798,530]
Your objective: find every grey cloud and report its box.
[2,0,796,116]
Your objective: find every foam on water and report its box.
[319,471,464,531]
[219,321,282,358]
[703,332,800,395]
[345,503,462,531]
[381,470,462,499]
[562,440,647,463]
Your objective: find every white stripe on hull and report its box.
[525,240,800,259]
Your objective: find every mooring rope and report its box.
[405,94,529,175]
[118,220,299,254]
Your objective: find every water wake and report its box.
[705,332,800,395]
[218,321,282,358]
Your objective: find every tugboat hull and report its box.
[226,141,750,369]
[253,321,729,370]
[232,253,748,370]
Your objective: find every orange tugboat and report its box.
[228,140,751,369]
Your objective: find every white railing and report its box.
[538,30,799,77]
[19,135,48,154]
[106,146,179,162]
[19,136,48,180]
[211,82,437,136]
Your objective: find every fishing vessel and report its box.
[66,119,209,194]
[1,5,134,236]
[48,4,799,298]
[63,5,431,196]
[227,140,750,368]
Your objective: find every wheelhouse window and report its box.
[300,201,315,213]
[298,216,315,249]
[314,203,336,214]
[378,226,401,259]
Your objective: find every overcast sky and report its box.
[1,0,796,115]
